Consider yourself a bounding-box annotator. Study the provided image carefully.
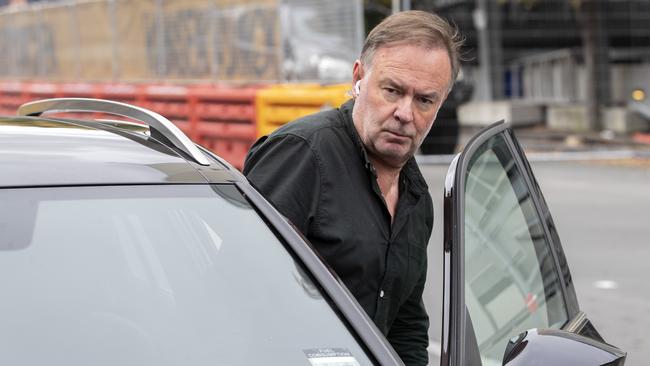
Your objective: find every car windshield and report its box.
[0,184,373,366]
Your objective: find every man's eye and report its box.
[417,97,434,105]
[385,87,400,95]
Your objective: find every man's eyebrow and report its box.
[379,78,403,89]
[379,77,441,99]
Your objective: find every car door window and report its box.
[463,133,568,365]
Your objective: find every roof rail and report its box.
[17,98,211,166]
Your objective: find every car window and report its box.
[0,185,373,366]
[463,134,568,365]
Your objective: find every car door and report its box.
[439,121,625,366]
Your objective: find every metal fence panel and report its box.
[76,1,114,80]
[0,0,363,83]
[0,5,60,79]
[281,0,364,81]
[210,0,282,81]
[115,0,158,81]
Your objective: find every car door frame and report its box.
[440,120,584,366]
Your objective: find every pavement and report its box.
[416,125,650,165]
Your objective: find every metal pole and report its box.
[474,0,503,101]
[392,0,400,14]
[474,0,492,101]
[108,0,120,81]
[6,12,17,77]
[209,0,218,81]
[354,0,365,54]
[402,0,411,11]
[71,1,81,79]
[155,0,167,78]
[278,2,287,82]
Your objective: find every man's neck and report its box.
[369,156,404,221]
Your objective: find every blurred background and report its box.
[1,0,648,364]
[1,0,650,162]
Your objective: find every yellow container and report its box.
[255,83,351,137]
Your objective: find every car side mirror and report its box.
[502,328,626,366]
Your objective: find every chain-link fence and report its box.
[0,0,363,83]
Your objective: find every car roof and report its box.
[0,117,237,188]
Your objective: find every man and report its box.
[244,10,462,366]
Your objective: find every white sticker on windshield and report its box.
[303,348,361,366]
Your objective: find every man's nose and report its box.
[393,97,414,124]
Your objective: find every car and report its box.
[0,98,626,365]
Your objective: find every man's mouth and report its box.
[383,130,412,140]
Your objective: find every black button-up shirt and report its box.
[243,100,433,366]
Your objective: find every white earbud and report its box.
[354,81,361,95]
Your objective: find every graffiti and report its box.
[0,23,57,77]
[146,5,279,80]
[146,9,211,78]
[225,6,278,79]
[0,2,281,82]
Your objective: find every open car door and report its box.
[440,121,625,366]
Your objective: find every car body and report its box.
[0,98,625,365]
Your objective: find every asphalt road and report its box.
[420,157,650,365]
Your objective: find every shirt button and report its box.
[379,290,385,298]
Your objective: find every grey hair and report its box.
[359,10,464,88]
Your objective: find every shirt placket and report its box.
[364,165,391,325]
[372,174,417,326]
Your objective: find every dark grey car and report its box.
[0,98,625,365]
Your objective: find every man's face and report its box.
[352,44,452,168]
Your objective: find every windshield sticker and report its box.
[303,348,361,366]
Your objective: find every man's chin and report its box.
[373,145,416,167]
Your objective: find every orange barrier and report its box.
[0,82,25,116]
[100,84,144,106]
[140,85,191,135]
[0,81,259,169]
[26,83,60,101]
[189,86,259,169]
[255,83,351,137]
[59,83,101,99]
[0,81,353,170]
[0,82,61,116]
[634,132,650,145]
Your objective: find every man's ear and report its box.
[352,60,364,86]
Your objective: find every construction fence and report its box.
[0,0,364,83]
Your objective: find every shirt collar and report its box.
[339,99,430,195]
[340,99,374,172]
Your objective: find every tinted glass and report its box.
[0,185,372,366]
[463,134,568,365]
